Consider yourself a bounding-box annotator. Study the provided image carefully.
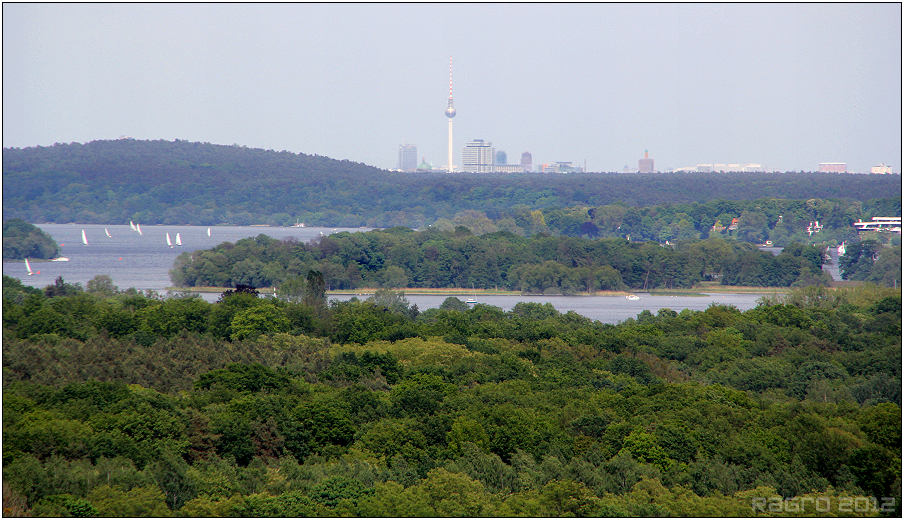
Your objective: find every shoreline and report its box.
[167,285,793,297]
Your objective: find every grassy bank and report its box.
[690,282,793,294]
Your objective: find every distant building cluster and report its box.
[819,162,847,173]
[394,60,897,175]
[697,163,765,173]
[539,162,584,173]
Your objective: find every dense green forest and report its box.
[170,230,841,292]
[840,241,903,286]
[2,218,59,260]
[3,139,900,231]
[2,274,900,517]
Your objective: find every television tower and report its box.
[445,56,456,172]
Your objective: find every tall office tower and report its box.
[398,144,418,171]
[638,150,655,173]
[445,56,456,172]
[495,150,507,165]
[521,152,532,172]
[462,139,495,173]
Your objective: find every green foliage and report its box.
[86,485,170,517]
[1,283,900,517]
[195,363,291,393]
[229,303,290,340]
[2,218,59,259]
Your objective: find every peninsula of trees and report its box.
[170,231,839,292]
[2,218,60,260]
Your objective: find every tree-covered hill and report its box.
[3,139,900,228]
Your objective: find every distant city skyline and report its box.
[3,4,900,174]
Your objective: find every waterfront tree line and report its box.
[2,274,900,516]
[169,230,835,292]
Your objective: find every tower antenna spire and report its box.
[449,56,453,98]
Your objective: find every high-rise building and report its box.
[445,57,456,172]
[462,139,495,173]
[638,150,655,173]
[495,150,507,165]
[871,163,893,174]
[398,144,417,171]
[521,152,532,172]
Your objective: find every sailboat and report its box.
[837,241,846,256]
[82,229,89,246]
[130,220,137,231]
[465,286,477,305]
[176,233,182,246]
[25,258,34,276]
[207,227,211,237]
[105,228,112,238]
[166,233,173,248]
[136,223,143,235]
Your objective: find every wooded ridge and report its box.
[3,139,899,231]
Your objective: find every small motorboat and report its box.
[626,295,641,300]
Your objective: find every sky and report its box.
[3,3,901,173]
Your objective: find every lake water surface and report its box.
[4,224,775,324]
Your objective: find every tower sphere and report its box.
[445,103,456,118]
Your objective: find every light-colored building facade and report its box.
[696,163,765,172]
[495,164,526,174]
[871,163,893,174]
[819,162,847,173]
[854,217,902,234]
[462,139,495,173]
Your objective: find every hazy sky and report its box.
[4,3,901,173]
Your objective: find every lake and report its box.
[3,223,366,293]
[4,224,775,324]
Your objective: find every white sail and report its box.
[82,229,88,245]
[166,233,172,247]
[130,220,136,231]
[176,233,182,246]
[207,227,211,237]
[136,223,142,235]
[25,258,33,275]
[105,228,112,238]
